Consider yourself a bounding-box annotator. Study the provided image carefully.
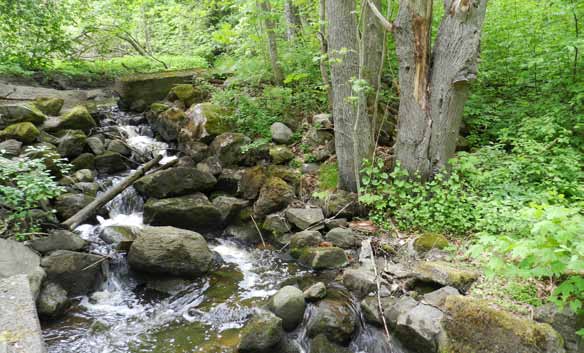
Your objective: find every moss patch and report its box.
[318,162,338,191]
[414,232,450,252]
[0,122,40,144]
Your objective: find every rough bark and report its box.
[394,0,488,179]
[327,0,374,192]
[362,0,385,97]
[284,0,302,40]
[259,0,284,85]
[318,0,333,110]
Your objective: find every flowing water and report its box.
[42,106,406,353]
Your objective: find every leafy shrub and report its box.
[0,147,70,240]
[469,204,584,325]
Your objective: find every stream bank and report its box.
[0,73,580,353]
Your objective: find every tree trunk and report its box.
[393,0,488,179]
[259,0,284,85]
[327,0,374,192]
[284,0,302,40]
[318,0,333,110]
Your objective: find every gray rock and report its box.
[312,113,332,129]
[286,208,325,230]
[128,226,215,277]
[310,334,351,353]
[238,310,284,353]
[384,296,419,329]
[134,167,217,199]
[342,268,376,298]
[37,281,69,317]
[290,230,323,250]
[196,155,223,176]
[271,122,293,144]
[263,213,291,237]
[269,285,306,331]
[86,136,105,154]
[396,303,444,353]
[143,193,223,232]
[298,247,349,270]
[422,286,460,308]
[361,296,396,327]
[302,163,320,175]
[0,239,46,299]
[26,230,87,254]
[239,166,267,200]
[0,104,46,128]
[307,298,357,345]
[253,177,295,218]
[54,192,95,220]
[216,168,243,194]
[70,152,95,171]
[33,97,64,116]
[0,275,46,353]
[304,282,327,302]
[209,132,251,166]
[95,151,128,174]
[324,218,349,230]
[225,223,259,244]
[412,261,480,293]
[99,226,138,251]
[56,129,87,158]
[41,250,106,296]
[212,195,249,222]
[107,139,131,156]
[73,168,95,182]
[0,139,22,156]
[325,228,359,249]
[535,303,584,353]
[179,140,208,163]
[71,182,99,196]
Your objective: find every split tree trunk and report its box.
[284,0,302,40]
[327,0,374,192]
[259,0,284,85]
[394,0,488,179]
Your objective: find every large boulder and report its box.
[262,213,292,238]
[286,208,325,230]
[107,139,131,156]
[253,177,295,218]
[143,193,223,232]
[0,239,46,299]
[298,247,349,270]
[70,152,95,171]
[412,261,479,293]
[314,190,359,218]
[0,104,46,128]
[54,193,95,220]
[535,303,584,353]
[99,225,139,251]
[268,285,306,331]
[128,226,215,278]
[342,268,376,298]
[269,145,295,164]
[56,129,87,158]
[33,97,64,116]
[37,281,69,317]
[290,230,323,251]
[216,168,243,194]
[152,107,187,142]
[57,105,97,134]
[307,297,357,346]
[395,303,445,353]
[238,310,284,353]
[414,233,450,253]
[41,250,106,296]
[26,230,87,254]
[212,195,249,222]
[209,132,251,166]
[304,282,327,302]
[224,223,258,244]
[271,122,293,144]
[95,151,128,174]
[0,122,40,144]
[115,69,206,112]
[86,136,105,155]
[0,139,22,156]
[441,296,565,353]
[134,167,216,198]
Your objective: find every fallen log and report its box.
[62,154,163,229]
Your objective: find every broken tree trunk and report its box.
[393,0,488,179]
[62,154,163,230]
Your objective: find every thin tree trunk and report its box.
[259,0,284,85]
[393,0,488,179]
[284,0,302,40]
[318,0,333,110]
[141,5,152,53]
[327,0,373,192]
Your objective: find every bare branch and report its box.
[367,0,394,32]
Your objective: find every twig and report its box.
[306,201,354,231]
[81,255,110,271]
[250,215,266,247]
[366,239,391,339]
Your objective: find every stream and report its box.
[41,106,406,353]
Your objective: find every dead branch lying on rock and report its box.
[62,154,163,229]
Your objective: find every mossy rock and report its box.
[57,106,97,134]
[239,166,267,200]
[238,311,284,353]
[150,102,170,114]
[414,233,450,253]
[0,122,40,144]
[0,104,46,128]
[309,334,352,353]
[167,84,208,108]
[267,165,301,190]
[253,176,295,218]
[440,296,565,353]
[269,145,295,164]
[33,97,64,116]
[198,103,233,137]
[413,261,479,293]
[70,153,95,171]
